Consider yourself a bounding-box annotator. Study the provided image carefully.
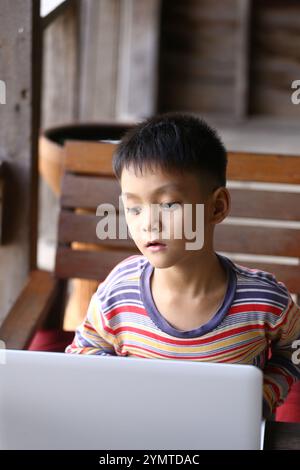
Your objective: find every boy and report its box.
[65,112,300,419]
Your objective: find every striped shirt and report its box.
[65,252,300,413]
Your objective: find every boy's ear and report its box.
[211,187,231,223]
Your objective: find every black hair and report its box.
[112,112,227,195]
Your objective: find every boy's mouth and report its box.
[145,240,166,247]
[145,240,167,252]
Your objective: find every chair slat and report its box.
[227,152,300,184]
[55,247,138,280]
[60,173,300,221]
[64,141,300,184]
[58,209,300,257]
[64,141,116,175]
[61,173,121,209]
[58,210,133,248]
[229,188,300,221]
[215,224,300,257]
[0,270,59,349]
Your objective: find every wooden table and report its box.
[264,421,300,450]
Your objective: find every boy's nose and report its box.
[141,204,161,233]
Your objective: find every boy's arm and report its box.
[65,292,117,355]
[263,292,300,415]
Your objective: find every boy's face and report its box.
[120,164,228,268]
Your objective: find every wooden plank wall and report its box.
[41,1,79,128]
[115,0,161,119]
[159,0,239,115]
[0,0,41,324]
[159,0,300,119]
[250,0,300,117]
[38,0,161,270]
[79,0,161,120]
[78,0,121,120]
[39,1,79,255]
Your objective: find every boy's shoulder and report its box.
[95,254,147,296]
[224,255,291,307]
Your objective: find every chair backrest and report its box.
[219,151,300,301]
[55,139,138,282]
[55,141,300,300]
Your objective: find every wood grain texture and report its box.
[235,0,251,118]
[227,152,300,184]
[79,0,121,119]
[64,141,117,175]
[60,172,300,220]
[250,0,300,117]
[64,140,300,184]
[159,0,237,114]
[216,224,300,258]
[0,270,59,349]
[229,188,300,220]
[55,247,138,280]
[116,0,161,119]
[58,209,133,248]
[0,0,40,323]
[60,173,121,209]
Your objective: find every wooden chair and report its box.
[0,141,299,420]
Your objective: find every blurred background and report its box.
[0,0,300,324]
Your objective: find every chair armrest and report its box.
[264,421,300,450]
[0,270,61,350]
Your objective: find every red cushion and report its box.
[276,381,300,423]
[28,329,75,353]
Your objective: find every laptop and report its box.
[0,349,265,450]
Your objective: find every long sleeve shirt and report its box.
[65,252,300,414]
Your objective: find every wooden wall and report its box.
[0,0,41,324]
[79,0,161,121]
[42,1,79,129]
[250,0,300,117]
[39,1,79,253]
[159,0,239,116]
[159,0,300,119]
[38,0,162,263]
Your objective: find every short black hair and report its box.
[112,112,227,195]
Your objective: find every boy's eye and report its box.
[126,207,141,215]
[160,202,181,210]
[126,202,181,215]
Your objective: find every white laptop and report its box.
[0,350,265,450]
